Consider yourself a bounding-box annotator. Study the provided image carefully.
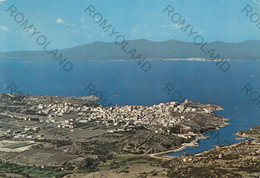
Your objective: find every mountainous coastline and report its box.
[1,39,260,61]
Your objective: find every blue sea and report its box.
[0,60,259,156]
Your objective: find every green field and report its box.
[0,162,71,178]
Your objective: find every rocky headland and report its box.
[0,93,229,177]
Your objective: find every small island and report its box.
[0,93,229,177]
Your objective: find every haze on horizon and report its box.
[0,0,260,52]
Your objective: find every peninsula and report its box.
[0,93,229,177]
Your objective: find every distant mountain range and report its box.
[1,39,260,61]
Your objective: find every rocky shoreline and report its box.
[0,93,230,177]
[165,126,260,177]
[236,126,260,139]
[65,126,260,178]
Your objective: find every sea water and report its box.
[0,60,259,156]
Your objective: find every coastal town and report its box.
[0,93,227,141]
[0,93,230,177]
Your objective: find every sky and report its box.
[0,0,260,51]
